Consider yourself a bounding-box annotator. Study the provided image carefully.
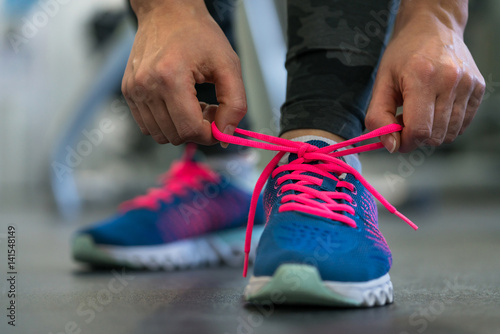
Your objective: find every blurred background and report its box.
[0,0,498,220]
[1,1,499,333]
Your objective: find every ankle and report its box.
[280,129,346,143]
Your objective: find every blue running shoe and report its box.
[72,145,264,270]
[211,123,417,307]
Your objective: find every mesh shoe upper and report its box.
[77,147,260,247]
[253,153,392,282]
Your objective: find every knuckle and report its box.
[157,71,174,88]
[122,90,130,102]
[152,109,170,122]
[427,134,444,146]
[121,80,129,97]
[169,137,183,146]
[231,55,242,70]
[475,78,486,98]
[177,125,199,141]
[122,91,132,103]
[444,134,456,144]
[156,61,182,87]
[223,51,241,69]
[426,138,441,146]
[121,85,133,103]
[447,118,462,134]
[134,72,161,93]
[408,55,436,80]
[152,134,168,144]
[475,71,486,86]
[364,113,377,130]
[463,111,475,125]
[459,121,471,135]
[134,70,150,87]
[442,64,462,84]
[409,126,432,142]
[468,79,485,109]
[231,102,247,118]
[460,72,474,88]
[468,95,482,110]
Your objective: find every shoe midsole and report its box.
[245,265,392,305]
[89,226,263,267]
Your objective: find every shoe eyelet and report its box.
[274,182,279,190]
[277,188,283,197]
[351,200,358,208]
[351,187,358,196]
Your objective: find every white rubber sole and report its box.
[72,226,263,270]
[244,264,393,307]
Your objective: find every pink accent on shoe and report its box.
[211,122,418,277]
[119,144,220,212]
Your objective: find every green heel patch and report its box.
[72,235,137,268]
[246,264,361,307]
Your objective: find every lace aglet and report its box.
[243,252,249,277]
[394,211,418,230]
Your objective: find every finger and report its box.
[201,103,218,124]
[365,72,401,153]
[430,92,455,146]
[444,101,467,143]
[459,81,485,135]
[122,76,149,135]
[199,102,208,111]
[444,78,474,143]
[125,98,150,135]
[147,98,182,144]
[213,61,247,143]
[459,98,478,135]
[136,102,169,144]
[429,62,464,145]
[399,86,435,153]
[162,77,215,145]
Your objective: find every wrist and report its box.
[395,0,468,37]
[130,0,208,22]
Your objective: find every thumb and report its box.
[214,68,247,148]
[365,74,401,153]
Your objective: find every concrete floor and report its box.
[1,195,499,334]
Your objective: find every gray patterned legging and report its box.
[281,0,399,139]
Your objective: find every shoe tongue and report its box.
[166,158,213,184]
[279,136,362,173]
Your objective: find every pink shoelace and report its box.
[211,122,418,277]
[119,144,219,212]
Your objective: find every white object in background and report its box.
[242,0,287,119]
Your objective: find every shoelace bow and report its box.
[119,144,219,212]
[211,122,418,277]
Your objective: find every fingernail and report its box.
[389,134,397,153]
[220,125,235,149]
